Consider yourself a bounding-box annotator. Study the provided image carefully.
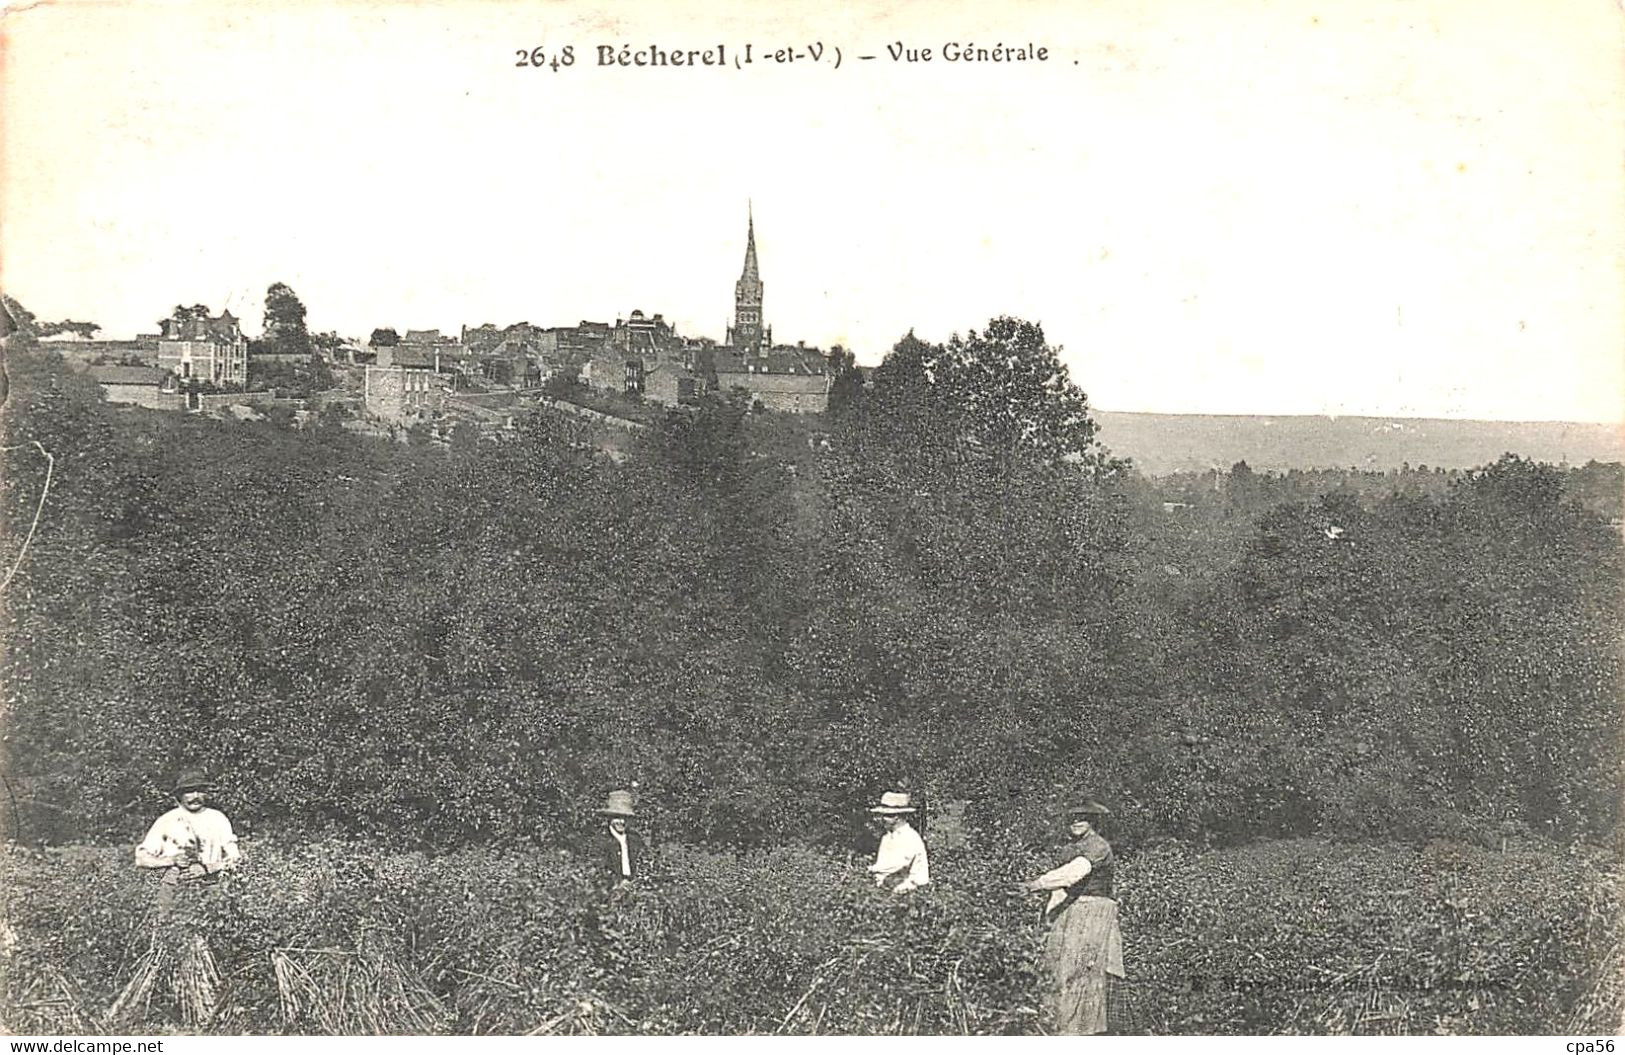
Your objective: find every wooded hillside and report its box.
[2,318,1619,854]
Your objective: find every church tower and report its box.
[727,204,770,354]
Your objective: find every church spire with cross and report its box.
[741,202,760,282]
[728,202,770,353]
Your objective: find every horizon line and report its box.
[1090,407,1625,428]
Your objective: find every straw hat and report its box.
[868,790,917,815]
[171,769,213,795]
[599,789,637,817]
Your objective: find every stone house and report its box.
[89,365,184,411]
[713,347,831,413]
[581,344,651,396]
[643,362,702,407]
[612,310,681,357]
[363,365,452,425]
[157,308,248,386]
[550,321,613,379]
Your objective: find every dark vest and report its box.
[600,829,646,881]
[1061,830,1115,901]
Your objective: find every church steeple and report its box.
[741,203,760,282]
[729,202,768,353]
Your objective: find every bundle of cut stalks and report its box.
[173,936,220,1027]
[106,935,219,1029]
[271,940,450,1034]
[8,967,94,1034]
[106,941,167,1026]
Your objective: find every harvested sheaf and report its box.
[270,937,450,1034]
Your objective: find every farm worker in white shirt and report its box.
[135,768,241,885]
[866,790,930,893]
[117,767,241,1028]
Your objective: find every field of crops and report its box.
[3,836,1618,1035]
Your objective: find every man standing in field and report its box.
[134,768,242,890]
[116,767,241,1027]
[1024,798,1125,1034]
[598,788,646,886]
[867,790,930,893]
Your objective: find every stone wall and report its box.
[191,391,302,413]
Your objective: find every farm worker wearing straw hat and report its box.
[598,788,646,885]
[866,790,930,894]
[134,768,241,887]
[1023,797,1124,1035]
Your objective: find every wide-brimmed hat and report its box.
[599,789,637,817]
[172,769,213,795]
[1066,797,1111,817]
[868,791,917,815]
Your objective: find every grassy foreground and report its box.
[2,837,1619,1035]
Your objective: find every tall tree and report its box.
[369,327,401,347]
[933,317,1105,467]
[863,318,1116,473]
[824,345,865,416]
[262,282,311,356]
[162,304,213,335]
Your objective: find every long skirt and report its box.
[1040,895,1125,1035]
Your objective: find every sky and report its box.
[3,0,1622,422]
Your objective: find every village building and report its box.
[461,322,554,385]
[713,346,831,414]
[555,320,612,360]
[575,312,696,399]
[643,361,703,407]
[581,344,651,395]
[613,310,681,358]
[460,323,505,353]
[363,364,452,425]
[157,308,248,386]
[374,328,464,374]
[88,365,184,411]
